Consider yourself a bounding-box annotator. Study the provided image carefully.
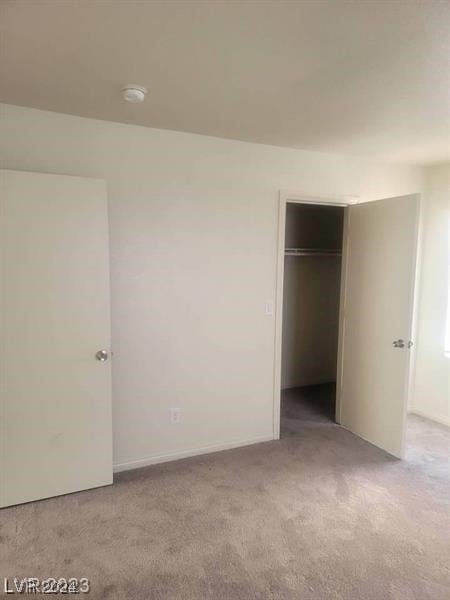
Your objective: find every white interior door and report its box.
[338,194,419,458]
[0,170,112,507]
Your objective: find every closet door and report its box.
[338,194,419,458]
[0,170,112,507]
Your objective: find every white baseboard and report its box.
[409,409,450,427]
[113,434,277,473]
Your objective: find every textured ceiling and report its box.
[1,0,449,164]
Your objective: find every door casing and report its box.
[273,190,421,459]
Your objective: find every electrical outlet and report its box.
[170,408,180,424]
[265,302,273,315]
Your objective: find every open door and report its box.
[0,170,113,507]
[338,194,419,458]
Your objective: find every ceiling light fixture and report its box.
[121,85,147,103]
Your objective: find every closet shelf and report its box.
[285,247,342,257]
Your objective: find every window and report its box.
[446,290,450,357]
[446,217,450,357]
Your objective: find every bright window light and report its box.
[445,215,450,358]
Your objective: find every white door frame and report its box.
[273,191,350,438]
[273,190,421,458]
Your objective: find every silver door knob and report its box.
[392,339,405,348]
[95,349,109,361]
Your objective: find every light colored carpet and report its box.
[1,388,449,599]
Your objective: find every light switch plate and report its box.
[170,407,180,424]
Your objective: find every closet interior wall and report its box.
[281,204,345,390]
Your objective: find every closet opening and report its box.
[280,202,346,435]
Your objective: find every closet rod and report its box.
[285,248,342,257]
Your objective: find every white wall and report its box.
[410,164,450,425]
[281,256,342,388]
[0,104,422,470]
